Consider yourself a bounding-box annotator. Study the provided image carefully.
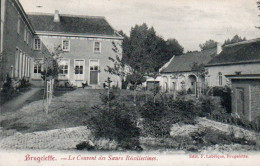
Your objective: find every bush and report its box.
[198,96,216,116]
[17,77,31,89]
[76,141,95,150]
[0,75,19,103]
[212,86,231,113]
[84,91,141,150]
[139,98,197,137]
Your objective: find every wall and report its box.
[231,79,260,121]
[207,63,260,87]
[249,80,260,121]
[2,0,34,80]
[34,35,122,88]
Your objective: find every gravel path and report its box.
[0,126,91,150]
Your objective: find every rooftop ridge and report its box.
[224,38,260,48]
[26,12,105,19]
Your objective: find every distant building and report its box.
[206,38,260,87]
[158,48,217,93]
[226,74,260,121]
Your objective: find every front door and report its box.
[74,59,85,81]
[236,88,245,116]
[89,60,99,85]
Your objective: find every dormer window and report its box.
[62,40,70,51]
[34,38,41,50]
[94,41,101,53]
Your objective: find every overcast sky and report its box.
[20,0,260,51]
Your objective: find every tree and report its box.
[222,35,246,47]
[106,41,146,105]
[199,39,217,51]
[37,44,64,113]
[121,23,183,73]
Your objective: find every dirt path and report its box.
[0,88,42,113]
[0,126,91,150]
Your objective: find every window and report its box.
[59,65,68,74]
[75,66,83,74]
[94,41,101,53]
[34,38,41,50]
[62,40,70,51]
[34,64,41,74]
[24,28,27,42]
[27,32,29,44]
[17,18,20,34]
[218,72,222,86]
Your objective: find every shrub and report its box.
[76,141,95,150]
[17,77,31,89]
[84,91,141,150]
[198,96,216,116]
[139,98,197,137]
[212,86,231,113]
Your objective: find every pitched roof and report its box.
[27,13,121,38]
[207,38,260,66]
[160,48,217,73]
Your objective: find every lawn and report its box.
[0,89,103,133]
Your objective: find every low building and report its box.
[225,74,260,121]
[158,48,217,93]
[206,38,260,87]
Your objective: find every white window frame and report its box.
[58,59,70,80]
[34,38,41,50]
[74,59,85,81]
[218,72,223,86]
[33,59,43,79]
[93,41,101,53]
[62,40,70,51]
[17,18,20,34]
[26,32,29,44]
[24,28,27,42]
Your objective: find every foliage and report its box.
[199,39,217,51]
[212,86,232,113]
[198,96,216,116]
[0,75,19,104]
[139,98,197,137]
[208,110,260,132]
[17,77,31,89]
[84,90,141,150]
[191,62,208,77]
[120,24,183,72]
[222,35,246,47]
[76,141,95,150]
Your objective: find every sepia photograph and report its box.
[0,0,260,165]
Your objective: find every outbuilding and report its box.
[225,74,260,121]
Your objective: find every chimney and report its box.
[217,42,222,55]
[54,10,60,22]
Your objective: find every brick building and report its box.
[1,0,37,87]
[226,74,260,121]
[0,0,123,88]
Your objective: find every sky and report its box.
[20,0,260,51]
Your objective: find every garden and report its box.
[0,86,260,152]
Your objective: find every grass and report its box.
[0,89,102,133]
